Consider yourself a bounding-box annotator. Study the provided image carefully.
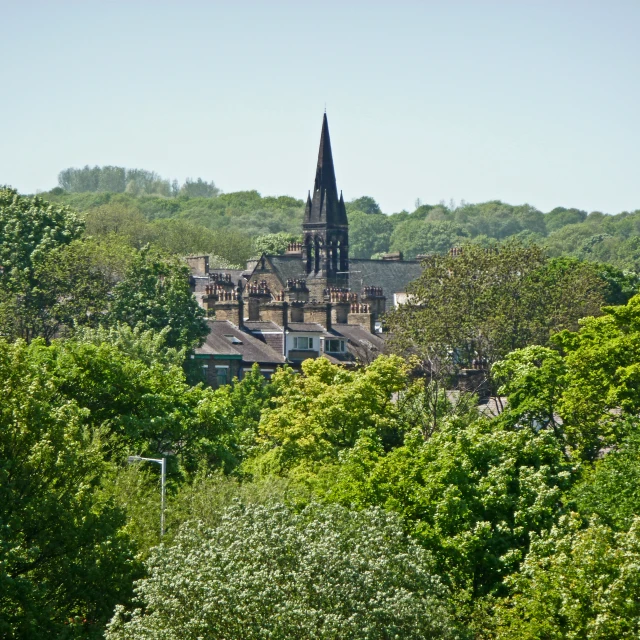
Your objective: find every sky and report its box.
[1,0,639,214]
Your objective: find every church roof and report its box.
[350,258,424,311]
[264,255,423,311]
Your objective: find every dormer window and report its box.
[293,336,314,350]
[323,339,345,353]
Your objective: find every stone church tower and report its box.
[302,113,349,296]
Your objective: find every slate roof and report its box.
[197,320,285,365]
[333,323,386,352]
[268,255,308,284]
[350,259,423,310]
[242,321,282,332]
[196,332,240,356]
[287,322,329,334]
[265,256,422,311]
[243,321,285,355]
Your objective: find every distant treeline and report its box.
[57,165,220,198]
[42,169,640,273]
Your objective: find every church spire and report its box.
[302,113,349,278]
[304,113,348,227]
[313,113,337,198]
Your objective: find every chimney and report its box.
[347,303,375,333]
[289,301,304,322]
[246,279,272,322]
[260,301,288,328]
[285,278,309,303]
[186,255,209,275]
[285,242,303,255]
[304,302,332,330]
[213,298,244,327]
[381,252,403,261]
[202,285,244,327]
[331,302,351,324]
[361,286,386,320]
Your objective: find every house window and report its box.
[324,339,345,353]
[202,363,209,379]
[216,366,229,386]
[293,336,314,350]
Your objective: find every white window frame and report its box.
[293,336,314,350]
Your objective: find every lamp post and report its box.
[127,455,166,537]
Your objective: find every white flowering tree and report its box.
[107,503,462,639]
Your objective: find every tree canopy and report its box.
[106,503,460,640]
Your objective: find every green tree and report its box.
[253,232,300,256]
[346,195,382,215]
[251,356,408,475]
[0,187,85,341]
[0,339,138,638]
[544,206,587,232]
[569,420,640,530]
[389,219,469,258]
[107,503,461,640]
[492,515,640,639]
[494,294,640,459]
[349,210,393,258]
[106,247,208,352]
[179,177,220,198]
[325,417,572,601]
[387,244,605,403]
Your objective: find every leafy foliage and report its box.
[251,356,408,475]
[569,421,640,530]
[253,232,300,256]
[107,503,461,640]
[492,515,640,639]
[494,293,640,459]
[0,339,139,638]
[323,417,573,600]
[387,243,605,398]
[0,187,85,340]
[106,247,208,352]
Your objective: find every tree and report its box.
[251,356,408,475]
[387,244,605,404]
[253,232,300,256]
[0,339,138,638]
[594,261,640,304]
[349,210,393,258]
[7,334,238,472]
[569,420,640,531]
[325,416,572,602]
[0,187,84,341]
[106,503,461,640]
[544,206,587,232]
[180,177,220,198]
[389,219,469,258]
[492,515,640,639]
[346,195,382,215]
[106,247,208,352]
[494,293,640,460]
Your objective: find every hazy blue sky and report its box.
[1,1,639,214]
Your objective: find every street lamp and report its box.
[127,455,166,537]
